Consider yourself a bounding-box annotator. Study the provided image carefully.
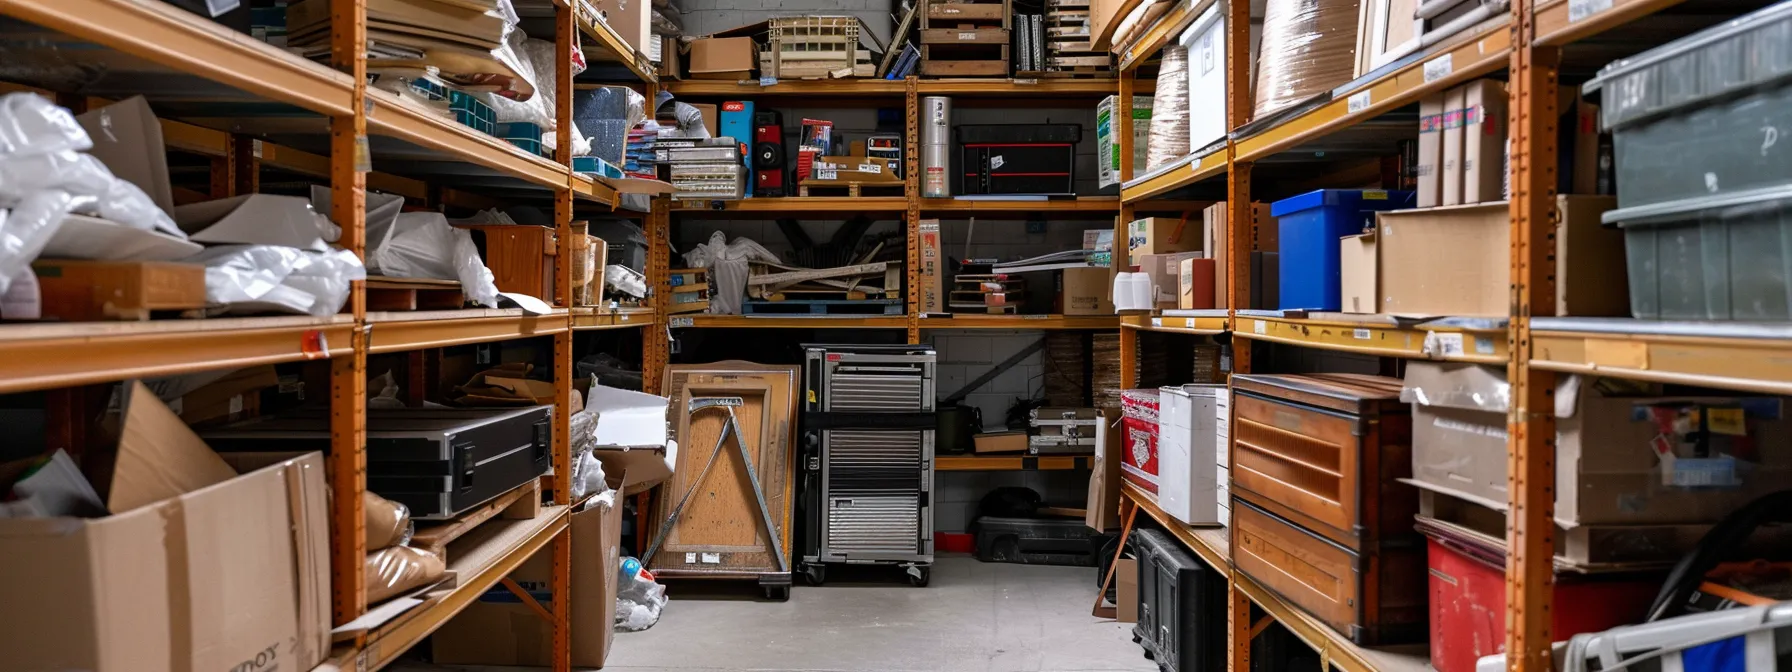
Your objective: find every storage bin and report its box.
[1611,189,1792,320]
[973,516,1098,566]
[1270,190,1415,311]
[449,90,496,136]
[1132,529,1227,672]
[1585,2,1792,208]
[1156,384,1225,526]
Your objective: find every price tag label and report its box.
[1253,320,1266,335]
[1424,54,1454,83]
[816,168,838,180]
[1189,155,1202,171]
[859,163,882,174]
[1151,317,1163,328]
[1474,336,1495,355]
[959,31,977,40]
[1347,91,1372,114]
[670,316,694,328]
[759,76,778,86]
[1428,332,1466,358]
[1353,328,1371,340]
[1024,314,1048,320]
[1569,0,1613,22]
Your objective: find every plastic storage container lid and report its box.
[1583,1,1792,130]
[1269,189,1417,217]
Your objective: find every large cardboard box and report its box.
[974,431,1028,454]
[1462,79,1507,204]
[1441,85,1467,206]
[1127,217,1197,257]
[1338,231,1377,313]
[658,34,683,80]
[595,0,651,55]
[1416,94,1445,207]
[1116,558,1139,623]
[1403,362,1792,528]
[433,496,622,667]
[1177,257,1215,310]
[1377,196,1622,317]
[919,219,945,314]
[1060,267,1114,315]
[0,383,330,672]
[688,36,757,79]
[1202,204,1228,308]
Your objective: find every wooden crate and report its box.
[454,223,559,303]
[766,16,863,79]
[366,277,467,311]
[32,259,206,321]
[921,0,1012,76]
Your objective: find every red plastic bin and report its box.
[1426,536,1658,672]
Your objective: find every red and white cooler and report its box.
[1119,389,1161,492]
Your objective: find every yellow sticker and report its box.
[1363,190,1388,200]
[807,390,817,404]
[1709,407,1747,436]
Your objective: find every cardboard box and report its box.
[1377,196,1623,317]
[974,431,1028,454]
[1404,361,1792,528]
[1086,408,1122,531]
[1462,79,1507,204]
[1116,558,1139,623]
[688,36,757,79]
[77,96,174,216]
[1097,95,1153,189]
[1561,86,1601,196]
[434,494,621,667]
[1441,85,1467,206]
[1127,217,1197,257]
[919,219,945,314]
[1060,267,1114,315]
[689,102,719,137]
[1339,231,1377,313]
[1137,252,1201,309]
[581,383,677,496]
[658,34,683,80]
[1416,94,1445,207]
[0,383,330,672]
[1177,257,1215,310]
[595,0,651,55]
[1203,204,1228,308]
[179,364,279,427]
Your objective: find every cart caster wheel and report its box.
[1143,650,1155,661]
[764,584,791,601]
[907,566,931,587]
[1132,634,1142,644]
[803,564,827,586]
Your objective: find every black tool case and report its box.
[1133,528,1227,672]
[955,124,1082,196]
[973,515,1099,566]
[201,406,552,519]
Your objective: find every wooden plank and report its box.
[410,480,542,560]
[747,263,890,286]
[921,58,1011,76]
[922,28,1011,44]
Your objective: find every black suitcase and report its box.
[973,516,1098,566]
[1133,528,1227,672]
[955,124,1081,196]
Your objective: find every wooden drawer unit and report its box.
[1233,499,1428,645]
[1230,373,1415,549]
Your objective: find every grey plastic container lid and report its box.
[1583,0,1792,130]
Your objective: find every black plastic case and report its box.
[1133,528,1227,672]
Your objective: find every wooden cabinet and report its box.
[455,223,559,304]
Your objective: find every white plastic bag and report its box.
[614,556,668,632]
[571,450,606,500]
[682,232,778,315]
[187,244,366,316]
[368,371,405,409]
[0,189,78,294]
[0,93,90,156]
[374,212,499,309]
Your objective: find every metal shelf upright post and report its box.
[328,0,370,633]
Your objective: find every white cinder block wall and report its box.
[671,2,1118,533]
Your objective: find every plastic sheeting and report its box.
[366,545,445,604]
[1254,0,1363,116]
[479,36,591,157]
[614,557,668,631]
[364,491,414,550]
[1147,46,1192,170]
[681,232,778,315]
[188,244,366,316]
[331,192,498,309]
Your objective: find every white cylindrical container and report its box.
[923,96,952,198]
[1130,273,1152,311]
[922,96,952,146]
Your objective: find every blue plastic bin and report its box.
[1270,189,1416,311]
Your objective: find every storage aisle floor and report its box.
[602,555,1154,672]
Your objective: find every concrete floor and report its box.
[602,556,1155,672]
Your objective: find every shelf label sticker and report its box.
[353,135,372,173]
[959,31,977,40]
[701,552,722,564]
[685,552,697,564]
[1352,328,1371,340]
[1425,332,1466,358]
[1189,154,1202,171]
[301,330,329,359]
[759,76,778,86]
[1024,314,1048,320]
[1423,54,1454,83]
[1347,91,1372,114]
[669,316,694,329]
[1569,0,1613,22]
[1151,317,1163,328]
[1474,335,1495,355]
[859,163,882,174]
[1253,320,1266,335]
[251,139,264,159]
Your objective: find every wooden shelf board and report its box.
[367,89,571,190]
[916,79,1120,96]
[0,315,355,395]
[1120,149,1229,203]
[1236,572,1432,672]
[367,309,570,353]
[671,196,908,215]
[921,315,1120,329]
[1232,14,1511,163]
[1535,0,1691,46]
[1122,313,1229,335]
[1121,482,1230,577]
[1233,313,1508,364]
[936,455,1093,471]
[574,6,657,84]
[571,174,621,206]
[665,79,908,97]
[570,306,654,330]
[323,506,569,672]
[1117,0,1216,71]
[672,314,910,329]
[1530,318,1792,395]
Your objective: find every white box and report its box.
[1156,385,1226,525]
[1214,389,1230,468]
[1178,5,1228,153]
[1097,95,1153,189]
[1216,464,1231,527]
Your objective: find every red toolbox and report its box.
[1120,389,1160,492]
[1424,533,1657,672]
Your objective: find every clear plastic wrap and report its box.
[681,232,778,315]
[605,264,647,298]
[188,245,366,316]
[614,556,668,632]
[365,545,445,604]
[0,93,90,156]
[370,211,500,309]
[363,491,414,550]
[1253,0,1363,117]
[1147,46,1192,170]
[571,450,606,500]
[0,189,78,294]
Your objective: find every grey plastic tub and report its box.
[1608,187,1792,320]
[1584,1,1792,208]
